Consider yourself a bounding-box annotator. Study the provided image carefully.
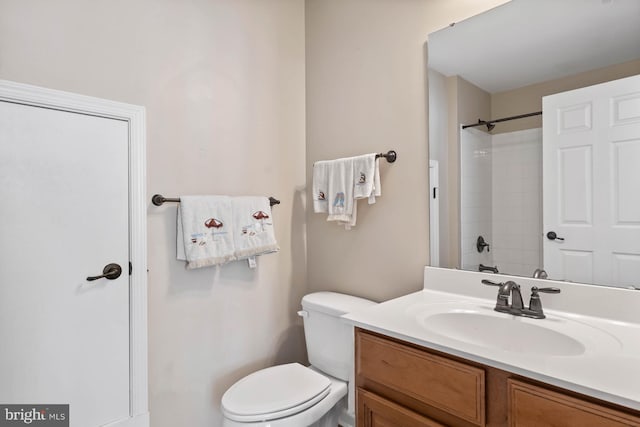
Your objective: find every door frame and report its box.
[0,80,148,427]
[429,159,439,267]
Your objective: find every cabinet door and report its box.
[508,379,640,427]
[357,330,485,425]
[358,388,445,427]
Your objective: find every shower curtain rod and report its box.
[461,111,542,130]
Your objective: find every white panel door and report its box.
[543,74,640,287]
[0,100,130,426]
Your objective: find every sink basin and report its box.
[423,311,585,356]
[407,303,622,357]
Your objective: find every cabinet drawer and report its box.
[356,331,486,426]
[508,379,640,427]
[358,388,445,427]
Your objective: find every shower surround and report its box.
[461,127,542,277]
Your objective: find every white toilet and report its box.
[221,292,376,427]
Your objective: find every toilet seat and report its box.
[221,363,331,423]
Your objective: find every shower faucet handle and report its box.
[476,236,490,253]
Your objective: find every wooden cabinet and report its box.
[357,388,445,427]
[357,331,485,425]
[355,328,640,427]
[508,380,640,427]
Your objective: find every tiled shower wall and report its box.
[491,128,543,276]
[460,128,493,271]
[460,127,542,276]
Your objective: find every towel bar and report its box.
[376,150,397,163]
[152,194,280,207]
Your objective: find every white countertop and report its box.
[343,267,640,411]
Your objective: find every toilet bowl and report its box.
[221,292,376,427]
[221,364,346,427]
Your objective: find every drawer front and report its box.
[357,388,445,427]
[508,379,640,427]
[356,331,486,426]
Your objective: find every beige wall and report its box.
[492,59,640,134]
[0,0,511,425]
[305,0,509,302]
[428,69,451,267]
[456,77,493,131]
[0,1,306,426]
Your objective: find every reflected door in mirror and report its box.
[543,74,640,287]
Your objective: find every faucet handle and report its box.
[527,286,561,319]
[481,279,503,287]
[534,287,561,294]
[482,279,513,311]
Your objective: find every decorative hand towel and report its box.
[352,153,381,204]
[177,195,236,269]
[313,153,384,230]
[232,196,279,266]
[326,157,356,229]
[312,160,329,213]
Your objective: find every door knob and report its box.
[546,231,565,241]
[87,263,122,281]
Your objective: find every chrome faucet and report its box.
[482,279,560,319]
[482,279,523,314]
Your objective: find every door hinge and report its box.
[129,262,132,276]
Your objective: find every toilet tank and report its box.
[300,292,376,381]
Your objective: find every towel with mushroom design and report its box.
[232,196,280,262]
[177,195,236,269]
[177,195,279,269]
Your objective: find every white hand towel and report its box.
[313,154,383,230]
[326,157,356,228]
[312,161,329,213]
[232,196,280,261]
[177,196,236,269]
[352,153,381,204]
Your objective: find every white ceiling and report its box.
[427,0,640,93]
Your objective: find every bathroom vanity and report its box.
[344,267,640,427]
[355,329,639,426]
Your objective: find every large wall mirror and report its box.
[427,0,640,288]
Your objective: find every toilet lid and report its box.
[221,363,331,422]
